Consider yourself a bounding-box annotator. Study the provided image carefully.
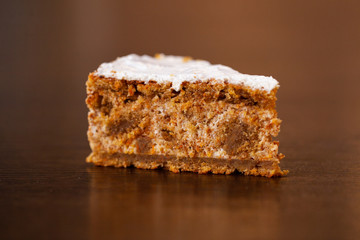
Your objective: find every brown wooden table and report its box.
[1,1,360,239]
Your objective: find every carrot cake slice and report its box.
[86,54,287,177]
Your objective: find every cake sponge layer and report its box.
[86,71,286,177]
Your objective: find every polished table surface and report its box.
[1,1,360,239]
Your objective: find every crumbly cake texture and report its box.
[86,54,288,177]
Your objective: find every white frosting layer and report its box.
[95,54,279,92]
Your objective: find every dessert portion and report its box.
[86,54,287,177]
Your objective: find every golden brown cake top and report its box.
[94,54,279,92]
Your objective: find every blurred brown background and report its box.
[1,0,360,240]
[1,0,360,146]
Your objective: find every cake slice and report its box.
[86,54,287,177]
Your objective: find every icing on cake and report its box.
[95,54,279,92]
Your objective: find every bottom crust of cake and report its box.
[87,152,288,177]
